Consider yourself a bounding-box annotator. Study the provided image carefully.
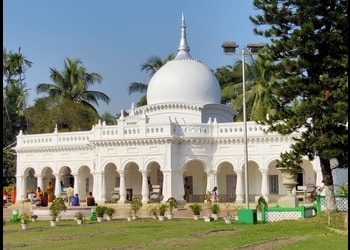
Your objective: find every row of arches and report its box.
[17,157,318,205]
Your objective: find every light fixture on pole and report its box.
[221,41,263,209]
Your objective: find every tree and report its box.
[36,57,110,115]
[215,48,274,122]
[250,0,348,211]
[100,112,117,125]
[128,54,174,106]
[26,98,99,133]
[3,47,32,186]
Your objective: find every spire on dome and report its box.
[174,13,196,61]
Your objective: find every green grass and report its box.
[3,212,348,250]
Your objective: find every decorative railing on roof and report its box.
[15,121,289,148]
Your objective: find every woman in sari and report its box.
[47,182,54,202]
[35,187,43,199]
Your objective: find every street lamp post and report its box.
[241,48,249,209]
[221,41,263,209]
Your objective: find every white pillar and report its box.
[36,174,43,191]
[72,173,79,196]
[16,174,25,202]
[92,172,100,201]
[260,168,269,203]
[141,171,150,203]
[118,172,127,204]
[312,158,323,186]
[54,173,61,198]
[206,170,216,193]
[235,169,244,203]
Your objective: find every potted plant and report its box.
[188,203,202,220]
[130,197,142,219]
[210,203,220,220]
[105,206,115,221]
[157,203,168,221]
[49,209,59,226]
[95,205,107,222]
[20,213,30,230]
[166,197,178,219]
[276,150,302,207]
[127,210,133,221]
[147,205,158,219]
[49,197,67,226]
[75,211,84,224]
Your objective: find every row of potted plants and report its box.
[187,196,268,223]
[18,195,268,228]
[129,196,178,221]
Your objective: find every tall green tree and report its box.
[215,48,274,122]
[26,98,99,133]
[128,54,174,106]
[3,47,32,186]
[36,57,110,115]
[251,0,348,211]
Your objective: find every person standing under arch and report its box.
[211,186,218,203]
[183,177,190,202]
[66,184,74,206]
[11,186,16,204]
[47,182,54,202]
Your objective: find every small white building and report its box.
[14,15,347,205]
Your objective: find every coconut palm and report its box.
[217,47,274,122]
[3,47,32,123]
[3,48,32,186]
[128,54,174,106]
[36,57,110,115]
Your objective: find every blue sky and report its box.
[4,0,268,116]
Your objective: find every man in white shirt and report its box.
[66,184,74,206]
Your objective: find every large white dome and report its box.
[146,14,221,106]
[147,59,221,105]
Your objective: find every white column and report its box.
[235,169,244,203]
[54,173,61,198]
[312,158,323,186]
[72,173,79,196]
[206,170,216,193]
[161,170,171,202]
[36,174,43,191]
[260,168,269,203]
[141,171,150,203]
[92,172,101,201]
[16,174,25,202]
[118,172,127,204]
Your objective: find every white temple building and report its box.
[14,15,347,205]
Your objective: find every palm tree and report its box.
[3,47,32,186]
[217,48,274,122]
[128,54,174,106]
[3,47,32,122]
[36,58,110,115]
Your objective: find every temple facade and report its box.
[14,15,347,205]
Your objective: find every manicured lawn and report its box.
[3,212,347,250]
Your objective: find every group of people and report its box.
[31,187,48,207]
[3,187,16,208]
[66,184,96,206]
